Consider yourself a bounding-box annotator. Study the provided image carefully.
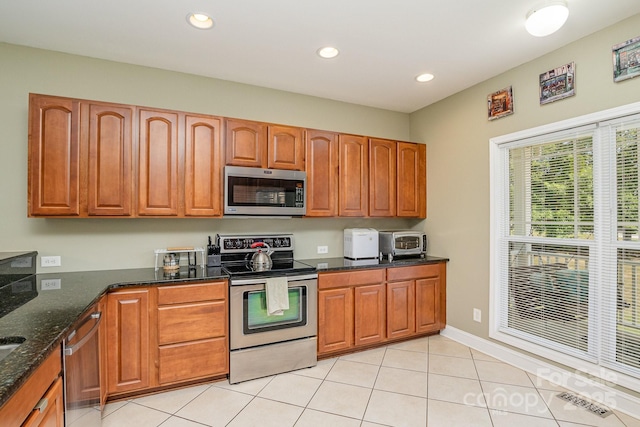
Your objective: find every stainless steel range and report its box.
[216,233,318,384]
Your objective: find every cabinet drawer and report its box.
[0,348,62,427]
[319,269,385,289]
[386,263,441,282]
[157,281,227,305]
[158,337,228,384]
[158,300,226,345]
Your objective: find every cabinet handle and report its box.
[34,397,48,412]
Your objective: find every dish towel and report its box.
[266,277,289,316]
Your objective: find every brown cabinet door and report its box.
[318,288,353,355]
[106,289,150,394]
[22,376,64,427]
[339,134,368,216]
[184,114,223,216]
[369,138,396,217]
[387,280,416,340]
[268,125,304,170]
[87,103,134,216]
[415,277,440,333]
[397,142,426,218]
[225,119,267,168]
[354,284,386,346]
[28,94,81,216]
[137,109,179,216]
[305,130,339,217]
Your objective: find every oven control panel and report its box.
[216,234,293,253]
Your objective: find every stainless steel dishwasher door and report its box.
[63,307,102,426]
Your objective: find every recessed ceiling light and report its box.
[525,1,569,37]
[416,73,435,83]
[187,12,214,30]
[317,47,339,59]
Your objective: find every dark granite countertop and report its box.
[0,255,448,408]
[299,255,449,272]
[0,266,227,408]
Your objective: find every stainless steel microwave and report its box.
[224,166,306,216]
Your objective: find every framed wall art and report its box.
[487,86,514,121]
[613,35,640,82]
[539,62,575,105]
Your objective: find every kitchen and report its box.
[2,1,640,426]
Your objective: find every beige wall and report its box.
[0,42,419,272]
[410,13,640,340]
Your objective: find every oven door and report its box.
[230,274,317,350]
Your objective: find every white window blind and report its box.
[600,114,640,378]
[491,107,640,390]
[498,126,596,360]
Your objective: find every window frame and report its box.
[490,100,640,392]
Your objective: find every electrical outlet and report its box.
[41,256,61,267]
[473,308,482,323]
[317,246,329,254]
[41,279,61,290]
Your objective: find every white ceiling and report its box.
[1,0,639,113]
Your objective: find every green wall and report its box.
[410,13,640,341]
[0,42,416,272]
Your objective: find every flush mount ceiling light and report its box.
[187,12,214,30]
[416,73,435,83]
[317,46,339,59]
[525,1,569,37]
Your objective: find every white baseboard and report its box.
[440,326,640,419]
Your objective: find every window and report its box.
[491,103,640,390]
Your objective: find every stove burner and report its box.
[222,259,315,278]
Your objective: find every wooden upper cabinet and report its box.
[397,142,426,218]
[184,115,223,216]
[225,120,304,170]
[28,94,81,216]
[225,119,267,168]
[137,109,179,216]
[268,125,304,170]
[369,138,396,217]
[339,134,368,216]
[87,103,134,216]
[305,130,339,217]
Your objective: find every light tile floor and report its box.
[102,335,640,427]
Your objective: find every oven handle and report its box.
[230,273,318,286]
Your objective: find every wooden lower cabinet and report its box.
[106,289,151,395]
[387,280,416,340]
[317,287,353,354]
[156,281,228,386]
[0,348,63,427]
[388,263,446,335]
[106,281,228,399]
[22,377,64,427]
[354,284,386,346]
[318,263,446,357]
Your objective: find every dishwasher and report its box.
[63,305,103,426]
